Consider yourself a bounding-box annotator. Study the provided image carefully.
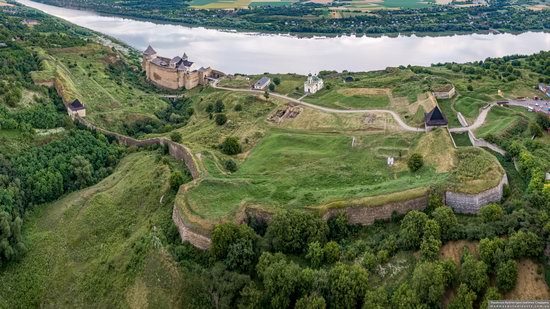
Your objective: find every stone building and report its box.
[68,99,86,119]
[304,74,324,94]
[432,84,456,99]
[142,45,221,90]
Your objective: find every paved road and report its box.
[213,82,425,132]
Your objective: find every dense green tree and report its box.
[448,283,476,309]
[507,230,542,258]
[480,287,501,309]
[266,210,328,254]
[399,210,428,249]
[70,155,94,189]
[420,236,441,261]
[327,212,350,241]
[326,263,368,309]
[479,238,507,271]
[363,287,389,309]
[273,77,281,85]
[361,251,377,270]
[226,237,257,273]
[257,252,302,308]
[431,206,458,241]
[391,283,421,309]
[496,259,517,293]
[306,241,324,268]
[411,261,448,305]
[323,241,340,264]
[460,251,488,294]
[295,294,326,309]
[480,204,504,222]
[211,223,257,264]
[423,219,441,240]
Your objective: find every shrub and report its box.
[323,241,340,264]
[205,103,214,113]
[169,171,186,191]
[225,159,238,172]
[362,251,377,270]
[407,153,424,172]
[220,137,242,155]
[214,100,225,113]
[215,113,227,125]
[306,241,324,268]
[480,204,504,222]
[467,85,474,91]
[269,83,275,91]
[170,131,182,142]
[234,104,243,112]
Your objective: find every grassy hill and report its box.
[0,152,187,308]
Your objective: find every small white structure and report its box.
[68,99,86,119]
[387,157,395,166]
[304,74,324,94]
[253,76,271,90]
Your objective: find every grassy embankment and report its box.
[34,44,169,133]
[176,128,503,231]
[0,152,190,308]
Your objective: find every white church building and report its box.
[304,74,324,94]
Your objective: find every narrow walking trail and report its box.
[213,82,425,132]
[213,81,550,134]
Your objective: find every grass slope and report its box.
[0,152,185,308]
[182,130,451,223]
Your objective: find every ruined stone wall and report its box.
[74,117,201,179]
[445,174,508,213]
[322,195,428,225]
[172,204,211,249]
[467,130,506,156]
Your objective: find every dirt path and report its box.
[212,82,425,132]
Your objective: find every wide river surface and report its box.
[18,0,550,74]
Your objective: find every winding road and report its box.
[212,81,550,134]
[213,82,424,132]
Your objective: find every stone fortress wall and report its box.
[322,196,428,225]
[445,173,508,213]
[50,77,508,250]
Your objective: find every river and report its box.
[17,0,550,74]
